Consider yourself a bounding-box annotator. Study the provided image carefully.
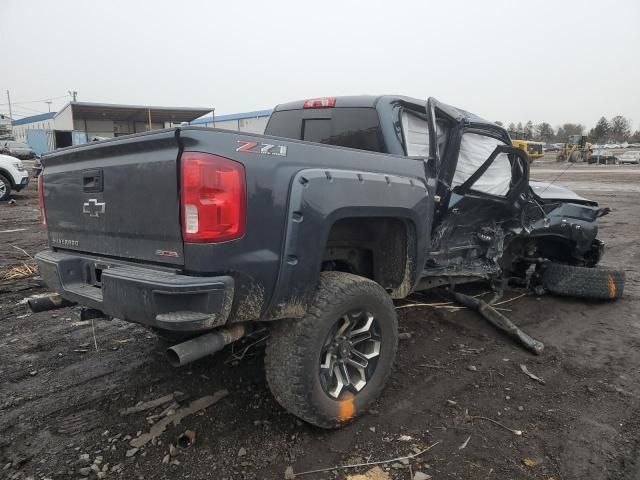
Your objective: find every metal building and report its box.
[191,109,272,133]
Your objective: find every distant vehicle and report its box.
[619,151,640,164]
[543,143,560,152]
[589,150,618,165]
[512,139,544,162]
[557,135,592,163]
[0,153,30,201]
[0,140,35,159]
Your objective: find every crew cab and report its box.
[35,95,622,428]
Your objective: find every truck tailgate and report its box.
[42,130,184,266]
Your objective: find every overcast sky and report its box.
[1,0,639,130]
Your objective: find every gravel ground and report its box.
[1,163,639,479]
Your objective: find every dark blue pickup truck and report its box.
[35,95,623,428]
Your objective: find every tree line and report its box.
[494,116,639,144]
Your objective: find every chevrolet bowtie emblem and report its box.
[83,198,106,217]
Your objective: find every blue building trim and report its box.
[192,109,272,125]
[12,112,56,126]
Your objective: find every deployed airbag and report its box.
[453,133,511,196]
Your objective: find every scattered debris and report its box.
[284,466,295,480]
[468,365,478,372]
[446,399,457,406]
[120,393,179,416]
[346,466,391,480]
[459,436,471,450]
[125,448,139,458]
[91,318,99,352]
[520,364,546,385]
[523,457,541,467]
[225,332,270,364]
[130,390,228,448]
[413,472,432,480]
[398,434,413,441]
[452,291,544,355]
[177,430,196,448]
[290,441,440,477]
[237,447,247,457]
[419,363,446,369]
[398,332,412,340]
[0,263,37,282]
[71,320,91,327]
[469,415,522,436]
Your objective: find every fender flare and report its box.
[265,168,433,320]
[0,167,16,188]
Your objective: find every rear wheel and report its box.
[265,272,398,429]
[542,263,625,300]
[0,174,11,201]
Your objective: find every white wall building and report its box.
[191,109,272,134]
[11,112,56,142]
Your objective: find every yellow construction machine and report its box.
[556,135,592,162]
[511,139,544,163]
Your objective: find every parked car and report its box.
[0,153,30,201]
[0,140,35,159]
[619,151,640,164]
[34,95,623,428]
[543,144,560,152]
[589,150,618,165]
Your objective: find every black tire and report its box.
[0,174,11,201]
[542,263,625,300]
[265,272,398,429]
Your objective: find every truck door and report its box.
[426,128,529,275]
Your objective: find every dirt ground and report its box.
[1,163,639,480]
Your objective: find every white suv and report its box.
[0,153,30,201]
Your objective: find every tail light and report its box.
[37,174,46,226]
[303,97,336,109]
[180,152,246,243]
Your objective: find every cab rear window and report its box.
[266,107,385,153]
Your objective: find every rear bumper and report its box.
[35,250,235,332]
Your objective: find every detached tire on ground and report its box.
[0,174,11,201]
[542,263,625,300]
[265,272,398,429]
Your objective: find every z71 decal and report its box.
[236,140,288,157]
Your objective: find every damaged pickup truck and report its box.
[34,95,624,428]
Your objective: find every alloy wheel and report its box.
[319,310,382,399]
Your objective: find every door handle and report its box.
[82,169,103,193]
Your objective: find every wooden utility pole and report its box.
[147,109,152,130]
[6,90,13,125]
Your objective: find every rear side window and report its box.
[266,108,385,153]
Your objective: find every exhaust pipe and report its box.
[166,324,246,367]
[27,293,75,313]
